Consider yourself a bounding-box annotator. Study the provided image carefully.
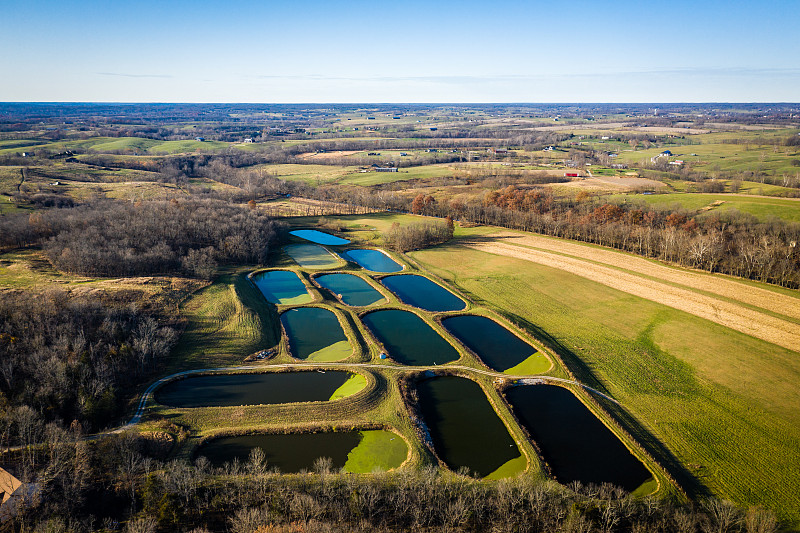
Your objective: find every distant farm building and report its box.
[489,148,509,154]
[373,167,398,172]
[243,138,254,143]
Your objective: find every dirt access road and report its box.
[461,232,800,351]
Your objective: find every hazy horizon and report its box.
[2,0,798,103]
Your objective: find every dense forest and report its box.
[1,199,286,279]
[0,291,177,439]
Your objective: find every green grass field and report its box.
[257,163,364,184]
[604,192,800,222]
[409,236,800,524]
[614,138,800,177]
[339,165,453,186]
[168,269,281,371]
[0,136,234,156]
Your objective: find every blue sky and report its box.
[1,0,798,102]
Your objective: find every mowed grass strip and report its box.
[460,239,800,350]
[169,270,281,370]
[410,241,800,523]
[603,192,800,223]
[486,230,800,321]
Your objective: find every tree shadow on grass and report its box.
[507,311,710,499]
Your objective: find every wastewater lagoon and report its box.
[251,270,311,305]
[361,309,459,366]
[417,376,524,478]
[441,315,549,374]
[290,229,350,245]
[340,249,402,272]
[380,275,466,312]
[505,385,652,491]
[281,307,351,361]
[197,430,407,473]
[284,243,341,270]
[315,273,384,307]
[154,371,360,408]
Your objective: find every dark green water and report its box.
[417,376,521,477]
[340,249,402,272]
[380,275,465,312]
[361,310,459,366]
[252,270,310,304]
[281,307,349,361]
[290,229,350,245]
[505,385,652,491]
[198,432,362,471]
[315,273,384,306]
[442,315,537,372]
[154,371,352,407]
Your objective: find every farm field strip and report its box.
[486,231,800,320]
[460,239,800,351]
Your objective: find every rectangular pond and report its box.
[197,429,407,473]
[290,229,350,245]
[441,315,550,374]
[417,376,524,478]
[315,273,384,307]
[361,309,459,366]
[284,243,341,270]
[380,274,466,312]
[154,371,359,407]
[505,385,652,492]
[281,307,351,361]
[251,270,312,305]
[340,249,403,272]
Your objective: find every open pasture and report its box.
[605,192,800,222]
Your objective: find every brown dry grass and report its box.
[461,235,800,351]
[296,150,360,160]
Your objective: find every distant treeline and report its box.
[0,199,286,278]
[313,186,800,288]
